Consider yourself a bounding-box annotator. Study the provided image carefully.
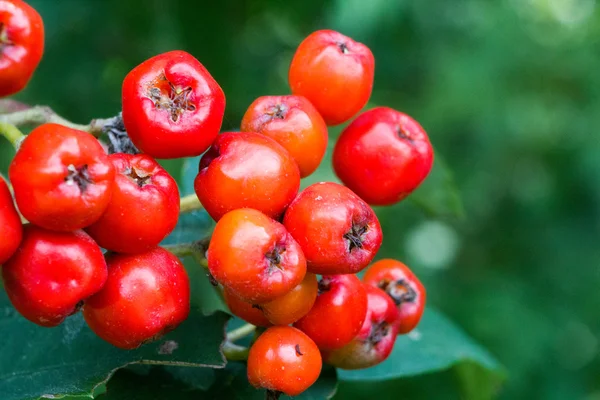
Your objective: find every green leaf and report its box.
[96,366,215,399]
[0,289,228,400]
[337,308,504,399]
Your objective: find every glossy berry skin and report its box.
[0,175,22,264]
[259,272,318,326]
[2,225,107,327]
[86,153,179,254]
[363,259,426,334]
[9,123,115,232]
[0,0,44,97]
[208,208,306,304]
[241,95,328,178]
[223,288,272,328]
[83,247,190,350]
[333,107,434,205]
[283,182,382,274]
[194,132,300,221]
[248,326,322,397]
[323,285,400,370]
[294,275,367,350]
[289,30,374,126]
[122,50,225,159]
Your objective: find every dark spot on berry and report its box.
[380,279,417,306]
[0,22,14,54]
[396,125,414,143]
[369,321,390,345]
[295,344,303,356]
[318,277,332,294]
[147,74,196,122]
[337,42,349,54]
[124,167,151,187]
[252,304,263,311]
[265,245,285,275]
[207,272,219,287]
[65,164,92,193]
[344,223,368,252]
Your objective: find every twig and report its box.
[226,323,256,343]
[179,194,204,213]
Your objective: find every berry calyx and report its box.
[85,153,180,254]
[363,259,426,333]
[9,123,115,232]
[283,182,382,274]
[122,50,225,159]
[207,208,306,303]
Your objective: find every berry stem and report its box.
[179,194,204,213]
[226,323,256,343]
[0,123,25,149]
[0,100,116,137]
[162,237,210,263]
[222,341,249,361]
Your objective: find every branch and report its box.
[222,341,249,361]
[179,194,204,213]
[226,323,256,343]
[0,100,116,137]
[0,123,25,148]
[161,237,210,263]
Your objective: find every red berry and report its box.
[122,50,225,159]
[248,326,322,397]
[294,275,367,350]
[9,123,115,232]
[83,247,190,349]
[85,153,179,254]
[241,95,328,178]
[2,225,107,327]
[0,175,22,264]
[323,285,400,369]
[333,107,434,205]
[207,208,306,304]
[289,30,374,126]
[259,272,318,326]
[0,0,44,97]
[363,259,426,334]
[194,132,300,221]
[223,288,272,328]
[283,182,382,274]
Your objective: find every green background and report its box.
[1,0,599,399]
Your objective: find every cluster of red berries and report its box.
[0,1,434,397]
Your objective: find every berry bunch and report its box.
[0,2,433,397]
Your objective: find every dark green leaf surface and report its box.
[0,289,228,400]
[338,308,502,382]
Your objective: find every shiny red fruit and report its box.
[294,274,367,350]
[83,247,190,349]
[86,153,180,254]
[283,182,382,274]
[0,0,44,97]
[122,50,225,159]
[323,285,400,369]
[289,29,374,126]
[194,132,300,221]
[0,175,21,264]
[363,259,426,334]
[208,208,306,304]
[259,272,318,326]
[223,288,272,328]
[248,326,322,397]
[9,123,114,232]
[241,95,328,178]
[2,225,107,327]
[333,107,434,205]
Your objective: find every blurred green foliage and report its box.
[1,0,599,399]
